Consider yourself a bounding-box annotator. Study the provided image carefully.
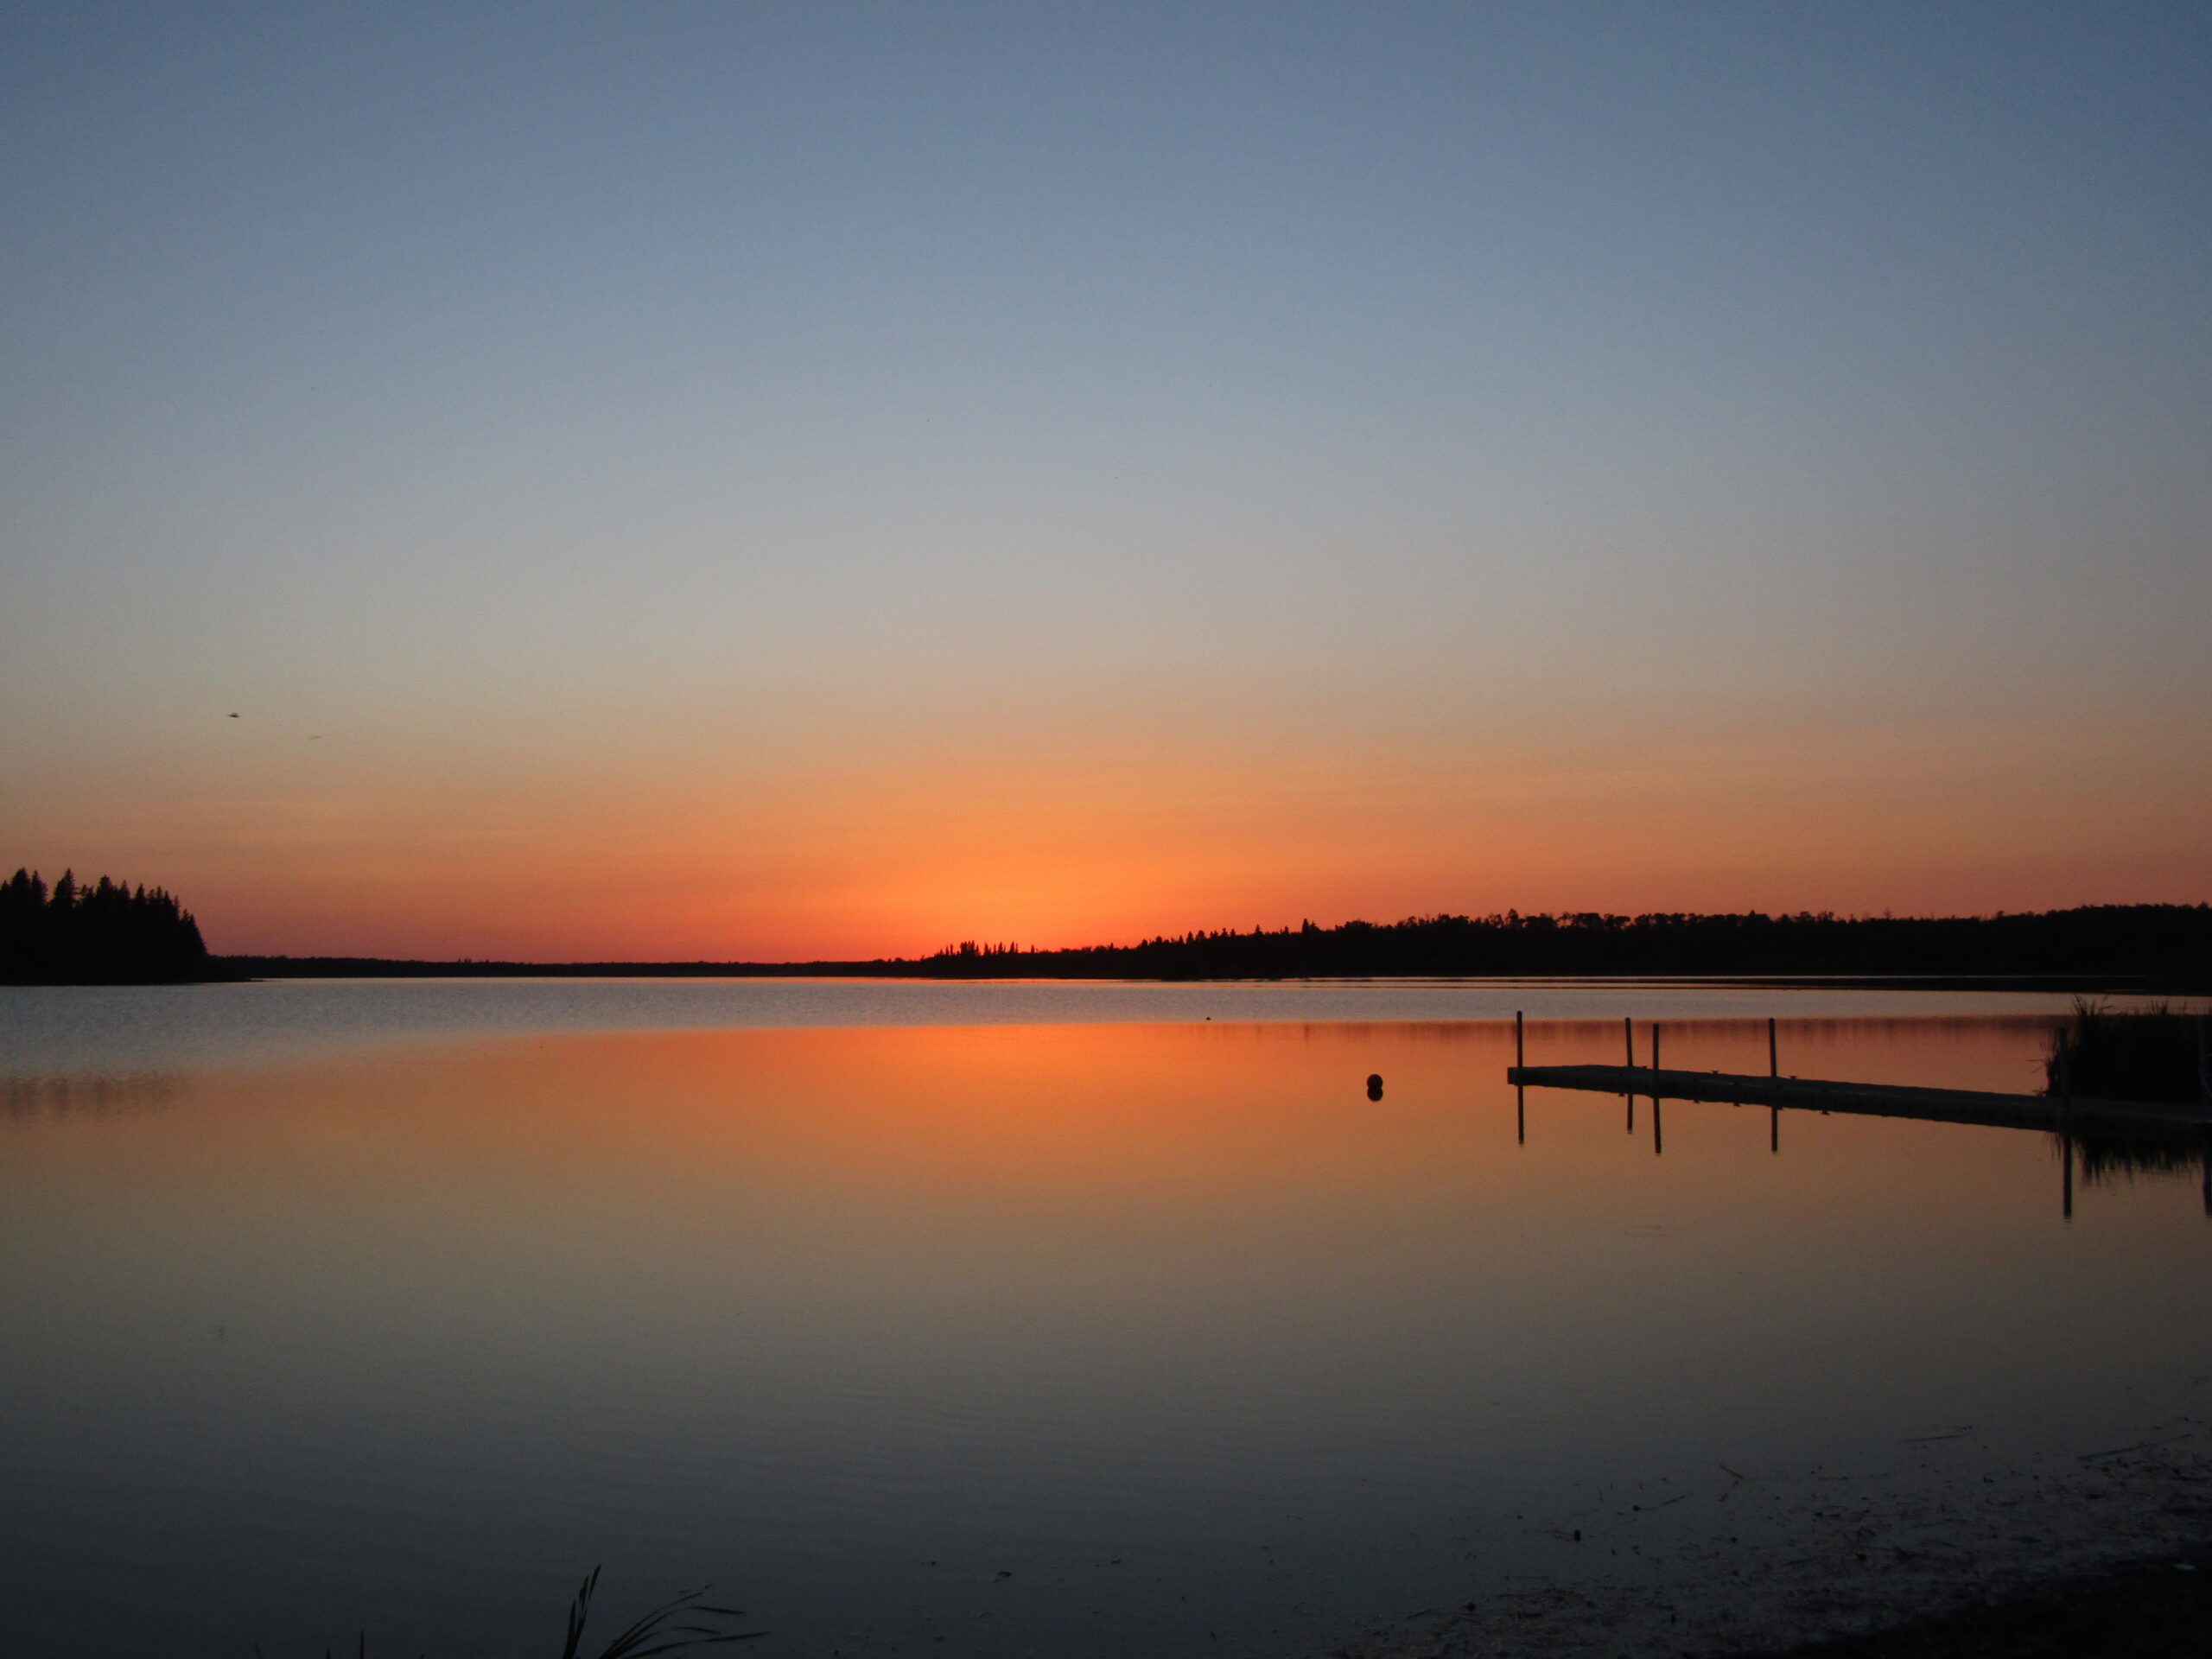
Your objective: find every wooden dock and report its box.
[1505,1065,2212,1139]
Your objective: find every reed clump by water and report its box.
[2068,1133,2204,1182]
[2045,1001,2210,1106]
[556,1568,763,1659]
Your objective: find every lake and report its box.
[2,980,2208,1657]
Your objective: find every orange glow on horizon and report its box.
[11,709,2205,960]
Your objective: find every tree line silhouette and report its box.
[1,868,221,984]
[909,906,2212,982]
[226,904,2209,986]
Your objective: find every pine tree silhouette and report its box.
[0,868,217,983]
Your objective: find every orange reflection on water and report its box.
[4,1012,2208,1659]
[9,1014,2114,1275]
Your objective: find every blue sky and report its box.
[3,3,2207,955]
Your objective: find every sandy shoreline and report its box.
[1310,1417,2210,1659]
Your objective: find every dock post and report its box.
[1653,1096,1662,1157]
[2056,1027,2073,1118]
[1630,1017,1646,1134]
[1512,1012,1527,1145]
[1770,1104,1778,1154]
[1769,1017,1778,1078]
[2062,1131,2074,1222]
[1652,1022,1662,1073]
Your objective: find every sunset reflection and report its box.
[3,1013,2209,1657]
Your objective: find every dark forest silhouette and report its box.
[912,905,2212,981]
[1,869,222,984]
[226,903,2210,987]
[911,911,2212,986]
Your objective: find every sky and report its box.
[3,2,2207,960]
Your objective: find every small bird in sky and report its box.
[227,712,239,718]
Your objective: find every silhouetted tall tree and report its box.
[0,868,218,983]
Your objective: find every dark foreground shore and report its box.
[1725,1540,2212,1658]
[1315,1424,2211,1659]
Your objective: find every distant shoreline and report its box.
[10,901,2207,989]
[217,905,2212,990]
[205,960,2206,995]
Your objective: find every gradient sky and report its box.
[3,2,2208,959]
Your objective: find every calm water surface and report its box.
[2,981,2207,1657]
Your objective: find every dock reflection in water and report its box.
[1508,1020,2212,1222]
[1,1008,2208,1658]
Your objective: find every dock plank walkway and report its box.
[1505,1065,2212,1137]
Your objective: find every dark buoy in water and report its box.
[1365,1073,1383,1101]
